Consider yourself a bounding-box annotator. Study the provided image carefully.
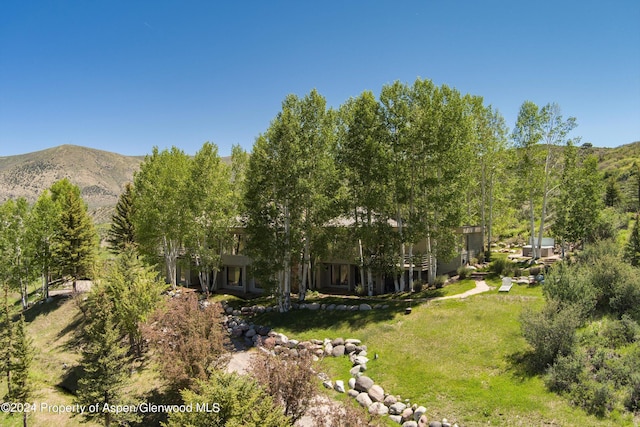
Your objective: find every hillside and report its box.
[0,145,142,210]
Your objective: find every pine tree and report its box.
[107,182,136,254]
[604,177,622,208]
[8,314,33,427]
[51,179,97,291]
[75,285,128,427]
[625,214,640,267]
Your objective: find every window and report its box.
[227,266,242,287]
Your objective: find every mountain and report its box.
[0,145,142,211]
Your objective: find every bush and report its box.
[412,280,424,292]
[545,349,585,393]
[456,266,472,280]
[434,275,448,289]
[520,300,582,372]
[143,293,229,391]
[164,372,291,427]
[250,351,317,423]
[491,257,515,276]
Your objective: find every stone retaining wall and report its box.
[222,301,459,427]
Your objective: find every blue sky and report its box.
[1,1,639,157]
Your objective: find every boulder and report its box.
[335,304,347,310]
[348,377,356,389]
[354,355,369,366]
[389,402,407,415]
[332,345,346,357]
[322,380,333,389]
[417,415,428,427]
[345,342,357,353]
[368,384,385,402]
[401,407,414,422]
[414,406,427,421]
[356,392,373,408]
[354,375,374,392]
[441,419,451,427]
[428,422,441,427]
[368,402,389,415]
[346,338,362,345]
[245,328,256,338]
[359,303,372,311]
[326,304,336,310]
[389,415,403,424]
[332,337,345,346]
[347,389,359,398]
[402,422,418,427]
[384,394,398,406]
[307,303,320,310]
[334,380,345,393]
[324,343,334,355]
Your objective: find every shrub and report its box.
[625,372,640,412]
[514,267,523,277]
[355,284,365,296]
[545,349,585,393]
[164,372,291,427]
[143,293,229,391]
[412,280,424,293]
[456,266,472,280]
[434,275,448,289]
[520,300,582,372]
[250,351,317,423]
[491,258,515,276]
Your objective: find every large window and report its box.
[331,264,349,287]
[227,266,242,287]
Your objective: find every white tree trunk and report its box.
[300,237,310,301]
[408,243,414,292]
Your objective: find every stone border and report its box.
[221,301,460,427]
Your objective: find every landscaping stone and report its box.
[347,389,359,398]
[356,392,373,408]
[324,342,333,355]
[346,338,361,345]
[349,365,362,376]
[417,415,428,426]
[322,380,333,389]
[348,378,356,389]
[345,342,356,353]
[359,303,372,310]
[389,402,407,415]
[414,406,427,421]
[355,375,374,392]
[401,407,414,421]
[245,328,256,338]
[326,304,336,310]
[384,394,398,406]
[368,402,389,415]
[332,345,346,357]
[334,380,345,393]
[389,415,403,424]
[354,355,369,365]
[368,384,385,402]
[307,302,320,310]
[332,337,345,346]
[428,422,442,427]
[402,422,418,427]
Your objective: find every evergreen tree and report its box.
[625,214,640,267]
[7,314,33,427]
[604,177,622,208]
[107,182,136,254]
[75,285,128,427]
[103,246,165,356]
[51,179,97,291]
[27,190,61,300]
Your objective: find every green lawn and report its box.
[253,283,635,426]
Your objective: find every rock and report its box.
[334,380,345,393]
[348,377,356,389]
[308,302,320,310]
[354,355,369,366]
[263,337,276,348]
[346,338,362,345]
[336,304,347,310]
[441,419,450,427]
[345,342,357,353]
[389,402,407,415]
[322,380,333,389]
[332,345,346,357]
[368,402,389,415]
[287,339,299,349]
[326,304,336,310]
[368,384,385,402]
[428,422,441,427]
[402,422,418,427]
[389,415,403,424]
[356,392,373,408]
[324,343,334,355]
[350,305,359,311]
[401,407,414,422]
[384,394,398,406]
[245,328,256,338]
[414,406,427,421]
[275,334,289,346]
[354,375,374,392]
[256,325,271,336]
[332,337,345,346]
[349,365,362,376]
[359,303,372,311]
[225,306,233,314]
[417,415,428,427]
[347,389,359,398]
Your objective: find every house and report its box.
[176,223,484,295]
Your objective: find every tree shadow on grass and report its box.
[21,294,70,323]
[505,349,544,382]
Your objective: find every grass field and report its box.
[3,279,638,426]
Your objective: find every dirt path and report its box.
[434,279,492,301]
